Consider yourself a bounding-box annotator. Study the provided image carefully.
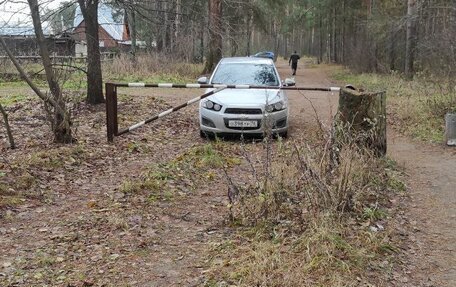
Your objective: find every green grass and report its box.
[61,72,87,90]
[0,81,30,88]
[362,206,387,221]
[118,143,241,204]
[0,93,30,106]
[331,67,456,143]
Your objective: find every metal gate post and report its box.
[105,83,118,142]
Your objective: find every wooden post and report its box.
[337,87,387,156]
[445,113,456,146]
[105,83,118,142]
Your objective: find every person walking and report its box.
[289,51,301,76]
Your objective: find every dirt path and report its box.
[388,135,456,286]
[282,60,456,287]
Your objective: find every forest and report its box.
[40,0,455,76]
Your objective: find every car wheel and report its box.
[277,131,288,139]
[200,130,214,140]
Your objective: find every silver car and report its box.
[198,57,293,138]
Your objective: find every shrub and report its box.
[206,130,402,286]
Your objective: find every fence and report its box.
[105,82,341,142]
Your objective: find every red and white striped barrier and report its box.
[105,82,343,141]
[118,82,341,92]
[116,87,226,136]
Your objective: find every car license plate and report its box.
[228,120,258,128]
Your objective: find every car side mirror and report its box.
[197,76,208,84]
[284,78,295,87]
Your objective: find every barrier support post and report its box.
[106,83,118,142]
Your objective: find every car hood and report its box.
[207,88,282,106]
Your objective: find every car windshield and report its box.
[211,63,279,86]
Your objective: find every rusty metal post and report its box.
[106,83,118,142]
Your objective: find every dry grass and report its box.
[103,54,204,83]
[331,67,456,143]
[0,54,204,91]
[205,129,402,286]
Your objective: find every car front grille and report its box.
[224,108,263,115]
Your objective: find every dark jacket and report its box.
[289,53,300,65]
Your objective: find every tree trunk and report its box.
[331,7,336,62]
[163,1,170,52]
[28,0,73,143]
[200,16,205,63]
[273,20,280,61]
[203,0,223,73]
[175,0,181,51]
[337,88,387,156]
[310,26,314,55]
[389,23,397,71]
[230,28,238,57]
[246,9,252,56]
[0,104,15,149]
[78,0,104,104]
[318,13,323,64]
[405,0,417,79]
[127,9,137,62]
[156,0,163,52]
[341,0,346,63]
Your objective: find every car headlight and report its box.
[266,101,286,113]
[274,102,283,111]
[204,100,222,111]
[213,103,222,111]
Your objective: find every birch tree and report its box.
[0,0,74,143]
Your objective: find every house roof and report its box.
[74,4,124,41]
[0,24,51,36]
[0,26,35,36]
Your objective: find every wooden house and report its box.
[0,26,74,56]
[72,4,130,56]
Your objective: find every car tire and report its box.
[200,130,214,140]
[277,131,288,139]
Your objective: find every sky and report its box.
[0,0,66,25]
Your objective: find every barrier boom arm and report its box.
[105,82,342,142]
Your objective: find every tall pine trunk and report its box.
[318,13,323,64]
[127,9,137,62]
[78,0,104,104]
[405,0,417,79]
[203,0,222,73]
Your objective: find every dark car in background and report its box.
[253,51,275,60]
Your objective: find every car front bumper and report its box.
[199,106,288,135]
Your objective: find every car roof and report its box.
[219,57,274,65]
